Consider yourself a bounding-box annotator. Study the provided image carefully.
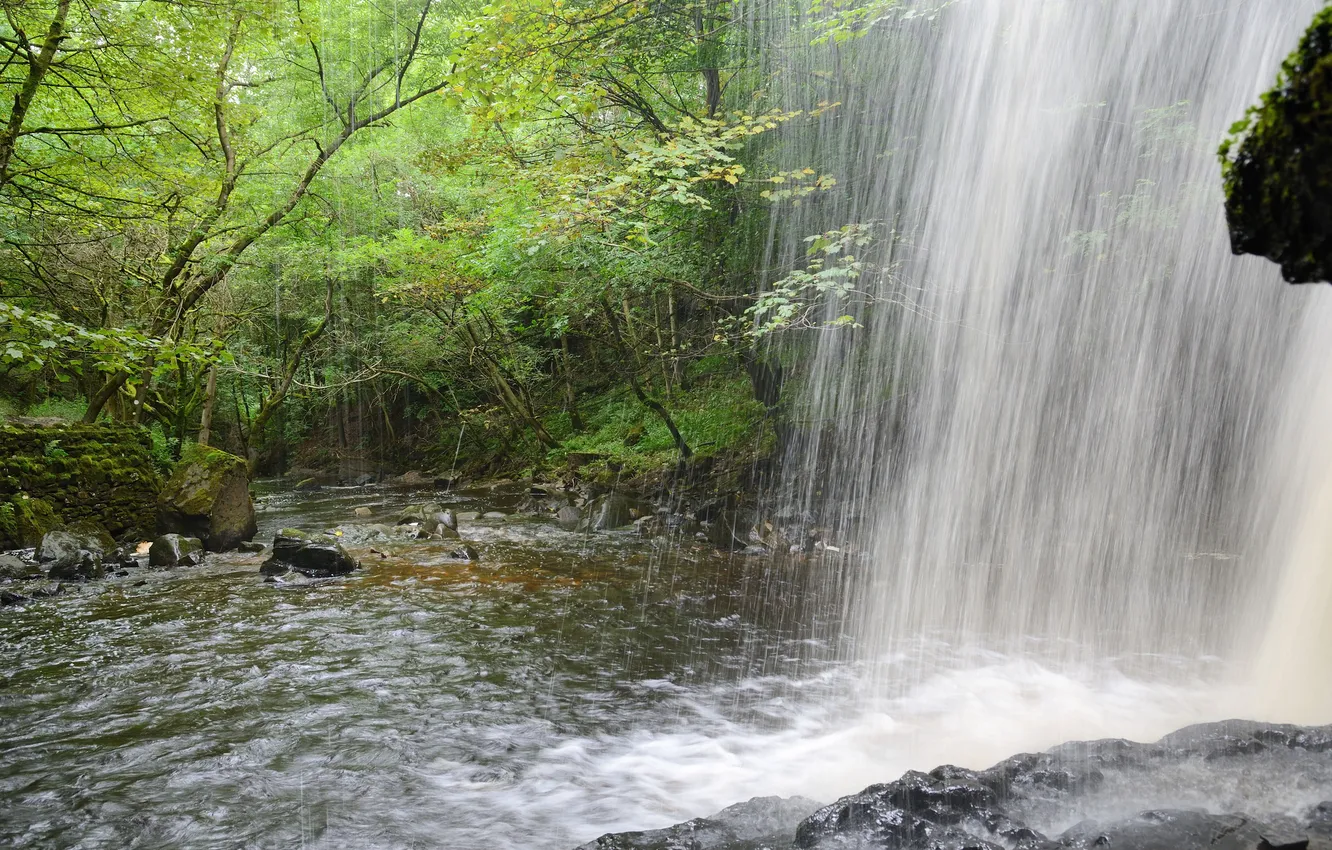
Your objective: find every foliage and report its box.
[1219,3,1332,283]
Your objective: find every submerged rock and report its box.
[158,445,258,552]
[148,533,204,568]
[261,529,358,578]
[237,540,266,554]
[585,492,651,531]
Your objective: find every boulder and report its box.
[0,553,38,580]
[65,520,116,554]
[48,549,103,581]
[104,547,140,570]
[354,507,374,518]
[158,444,258,552]
[237,540,266,554]
[587,492,651,531]
[395,502,445,526]
[148,533,204,568]
[0,495,63,549]
[576,796,820,850]
[555,505,582,530]
[261,529,358,578]
[432,513,460,539]
[37,526,111,561]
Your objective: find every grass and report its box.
[549,358,773,479]
[0,395,88,423]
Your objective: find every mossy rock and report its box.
[0,495,64,549]
[1220,6,1332,282]
[158,444,257,552]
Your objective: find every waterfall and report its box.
[766,0,1332,716]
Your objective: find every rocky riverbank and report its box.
[578,720,1332,850]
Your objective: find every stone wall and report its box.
[0,423,160,545]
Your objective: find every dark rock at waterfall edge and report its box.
[576,721,1332,850]
[576,796,822,850]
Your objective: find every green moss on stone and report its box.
[1220,5,1332,283]
[162,444,248,516]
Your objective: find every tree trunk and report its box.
[198,364,218,446]
[602,299,691,459]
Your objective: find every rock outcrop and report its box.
[580,721,1332,850]
[1220,5,1332,283]
[158,444,258,552]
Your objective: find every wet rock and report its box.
[148,533,204,568]
[354,473,377,486]
[104,546,140,570]
[65,520,116,554]
[1060,811,1269,850]
[48,549,104,581]
[556,505,582,530]
[237,540,266,554]
[392,470,430,486]
[577,796,820,850]
[158,444,258,552]
[586,492,651,531]
[1,589,29,606]
[705,512,744,550]
[294,477,322,492]
[354,507,374,518]
[261,529,358,578]
[432,513,461,539]
[458,511,480,522]
[396,503,445,526]
[37,527,111,579]
[449,543,481,562]
[438,509,458,532]
[0,553,38,580]
[483,511,507,520]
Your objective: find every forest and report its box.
[0,0,905,487]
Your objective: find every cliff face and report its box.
[1221,6,1332,283]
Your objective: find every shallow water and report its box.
[2,487,1295,850]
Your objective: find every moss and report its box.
[0,495,64,548]
[1220,5,1332,282]
[162,443,248,515]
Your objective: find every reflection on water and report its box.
[0,487,1274,849]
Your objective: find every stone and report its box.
[261,530,358,578]
[65,520,116,553]
[432,513,461,539]
[395,502,445,526]
[294,477,321,492]
[237,540,266,554]
[555,505,582,530]
[353,473,376,486]
[37,527,111,563]
[483,511,506,520]
[587,492,650,531]
[354,507,374,518]
[0,553,38,580]
[148,533,204,568]
[577,796,821,850]
[104,546,140,570]
[158,444,257,552]
[48,549,103,581]
[458,511,480,522]
[393,470,429,486]
[36,526,111,580]
[0,495,64,549]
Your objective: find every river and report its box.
[2,484,1268,850]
